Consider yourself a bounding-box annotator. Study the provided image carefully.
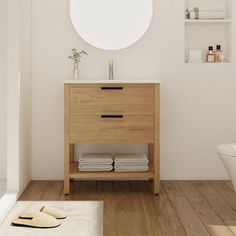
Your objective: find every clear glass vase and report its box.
[73,62,80,79]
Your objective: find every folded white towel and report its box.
[114,153,149,165]
[115,162,148,166]
[190,11,226,19]
[80,161,113,165]
[79,165,113,172]
[79,153,113,164]
[188,7,225,12]
[79,163,112,167]
[114,165,149,172]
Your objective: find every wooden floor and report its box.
[20,181,236,236]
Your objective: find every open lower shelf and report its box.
[69,162,154,180]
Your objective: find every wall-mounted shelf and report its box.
[185,0,231,63]
[185,19,231,24]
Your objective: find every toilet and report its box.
[217,144,236,192]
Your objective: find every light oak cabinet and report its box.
[64,81,160,194]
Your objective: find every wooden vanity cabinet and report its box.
[64,83,160,194]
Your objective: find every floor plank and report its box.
[76,181,98,200]
[20,181,48,200]
[129,182,163,236]
[195,181,236,235]
[209,181,236,214]
[163,181,209,236]
[157,184,187,236]
[178,181,234,236]
[225,181,234,191]
[59,181,81,200]
[109,181,145,236]
[40,181,63,200]
[97,181,113,201]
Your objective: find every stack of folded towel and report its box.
[187,7,226,20]
[114,153,149,172]
[78,153,113,172]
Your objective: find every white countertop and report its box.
[63,79,161,84]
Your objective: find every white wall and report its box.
[19,0,32,194]
[0,0,32,222]
[0,0,7,184]
[31,0,236,180]
[1,0,32,194]
[5,0,21,193]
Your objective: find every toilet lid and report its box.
[217,144,236,156]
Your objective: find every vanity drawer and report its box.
[69,84,155,115]
[70,115,154,143]
[70,104,154,116]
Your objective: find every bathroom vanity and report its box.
[64,80,161,194]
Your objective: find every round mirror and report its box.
[70,0,153,50]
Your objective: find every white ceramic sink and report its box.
[63,79,161,84]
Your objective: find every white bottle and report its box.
[215,45,225,63]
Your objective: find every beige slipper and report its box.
[12,212,61,229]
[19,206,67,220]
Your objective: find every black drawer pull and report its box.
[101,87,123,90]
[101,115,123,119]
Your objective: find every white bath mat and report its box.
[0,201,103,236]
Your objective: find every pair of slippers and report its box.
[12,206,66,229]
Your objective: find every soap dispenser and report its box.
[206,46,216,63]
[215,45,225,63]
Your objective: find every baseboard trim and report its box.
[0,192,17,224]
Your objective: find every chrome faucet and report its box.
[109,59,114,80]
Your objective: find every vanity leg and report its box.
[64,178,70,195]
[154,142,160,195]
[64,143,70,194]
[69,144,75,182]
[64,84,70,194]
[153,84,160,194]
[149,143,160,195]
